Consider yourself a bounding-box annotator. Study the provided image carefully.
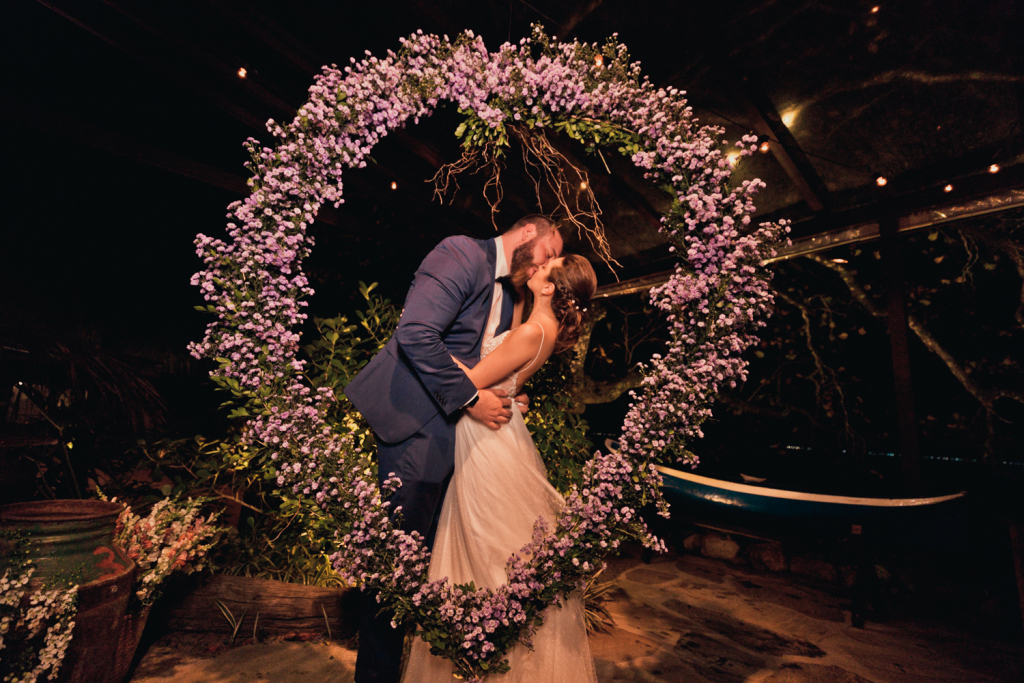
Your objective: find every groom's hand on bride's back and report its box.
[466,389,512,430]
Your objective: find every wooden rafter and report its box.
[684,3,832,213]
[594,185,1024,298]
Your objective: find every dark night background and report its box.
[1,0,1024,649]
[2,0,1022,496]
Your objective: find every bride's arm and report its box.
[456,322,551,390]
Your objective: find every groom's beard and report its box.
[509,236,539,288]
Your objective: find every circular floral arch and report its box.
[190,26,786,681]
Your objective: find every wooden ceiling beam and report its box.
[98,0,296,116]
[682,2,832,213]
[4,97,345,227]
[555,0,604,40]
[205,0,323,76]
[35,0,269,131]
[737,82,831,213]
[595,184,1024,298]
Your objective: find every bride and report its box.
[402,253,599,683]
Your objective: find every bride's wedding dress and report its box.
[401,324,597,683]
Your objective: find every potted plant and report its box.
[106,495,220,683]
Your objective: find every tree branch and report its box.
[775,290,854,440]
[565,302,643,411]
[807,253,1024,458]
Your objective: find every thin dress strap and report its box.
[518,320,546,375]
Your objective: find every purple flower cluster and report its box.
[188,27,783,681]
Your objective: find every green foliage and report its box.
[301,281,400,438]
[133,283,400,586]
[524,354,593,493]
[214,599,248,645]
[450,26,645,163]
[159,274,596,586]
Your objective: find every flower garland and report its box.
[0,536,78,683]
[189,26,785,681]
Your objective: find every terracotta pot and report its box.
[0,500,136,683]
[109,605,151,683]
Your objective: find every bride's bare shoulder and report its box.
[513,318,557,351]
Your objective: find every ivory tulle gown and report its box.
[402,325,597,683]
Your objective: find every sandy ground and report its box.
[130,547,1023,683]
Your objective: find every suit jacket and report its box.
[344,236,514,444]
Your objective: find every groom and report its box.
[345,214,564,683]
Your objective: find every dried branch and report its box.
[509,125,618,271]
[430,145,507,228]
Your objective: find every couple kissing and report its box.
[345,214,599,683]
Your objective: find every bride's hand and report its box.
[513,391,529,415]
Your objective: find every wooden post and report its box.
[877,215,923,494]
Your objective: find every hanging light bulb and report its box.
[989,164,1000,174]
[871,6,880,13]
[390,181,398,190]
[759,141,770,153]
[579,181,588,190]
[594,54,604,68]
[831,258,849,264]
[944,184,954,193]
[875,176,888,187]
[237,67,248,79]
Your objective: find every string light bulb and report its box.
[876,176,888,187]
[237,67,247,79]
[831,258,849,264]
[759,141,771,153]
[390,181,398,190]
[871,6,880,13]
[579,181,588,190]
[989,164,1000,174]
[594,54,604,68]
[944,184,954,193]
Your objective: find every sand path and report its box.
[130,547,1023,683]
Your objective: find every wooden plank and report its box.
[165,574,360,637]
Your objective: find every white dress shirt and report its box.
[484,235,509,347]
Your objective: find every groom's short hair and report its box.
[506,213,556,236]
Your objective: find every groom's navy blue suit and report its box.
[345,235,514,683]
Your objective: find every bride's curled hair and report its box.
[549,254,598,353]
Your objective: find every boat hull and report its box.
[655,465,969,548]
